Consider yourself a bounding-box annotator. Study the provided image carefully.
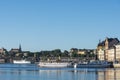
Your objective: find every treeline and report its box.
[0,48,97,63]
[39,49,69,57]
[0,49,96,58]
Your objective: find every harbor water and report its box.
[0,64,120,80]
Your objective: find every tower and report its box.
[105,37,109,60]
[105,37,109,50]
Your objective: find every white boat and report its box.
[13,60,31,64]
[113,63,120,68]
[113,61,120,68]
[38,62,70,68]
[76,61,111,68]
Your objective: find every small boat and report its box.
[113,61,120,68]
[113,63,120,68]
[76,60,111,68]
[38,62,71,68]
[13,60,31,64]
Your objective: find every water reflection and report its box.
[38,68,120,80]
[97,68,120,80]
[0,64,120,80]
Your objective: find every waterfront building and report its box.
[115,42,120,61]
[97,39,105,60]
[108,48,115,61]
[97,37,119,61]
[0,48,7,55]
[98,48,105,60]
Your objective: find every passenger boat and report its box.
[13,60,31,64]
[38,62,71,68]
[75,60,111,68]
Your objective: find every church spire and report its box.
[19,44,22,52]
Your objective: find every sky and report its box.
[0,0,120,51]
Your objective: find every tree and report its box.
[61,50,69,57]
[71,52,79,57]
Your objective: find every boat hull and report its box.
[76,64,110,68]
[76,61,111,68]
[38,62,70,68]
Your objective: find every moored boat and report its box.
[76,60,111,68]
[38,62,71,68]
[13,60,31,64]
[113,61,120,68]
[113,63,120,68]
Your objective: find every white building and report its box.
[108,48,115,61]
[115,43,120,61]
[98,49,105,60]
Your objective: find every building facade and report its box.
[0,48,7,55]
[115,43,120,61]
[108,48,115,61]
[98,48,105,60]
[97,37,119,61]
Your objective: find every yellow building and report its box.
[77,49,87,55]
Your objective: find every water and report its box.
[0,64,120,80]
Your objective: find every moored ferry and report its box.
[13,60,31,64]
[38,62,71,68]
[76,60,111,68]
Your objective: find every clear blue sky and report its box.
[0,0,120,51]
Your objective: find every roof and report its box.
[70,48,78,50]
[98,41,105,46]
[108,38,119,48]
[98,38,119,48]
[116,42,120,45]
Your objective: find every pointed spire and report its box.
[19,44,22,52]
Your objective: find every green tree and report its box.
[71,52,79,57]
